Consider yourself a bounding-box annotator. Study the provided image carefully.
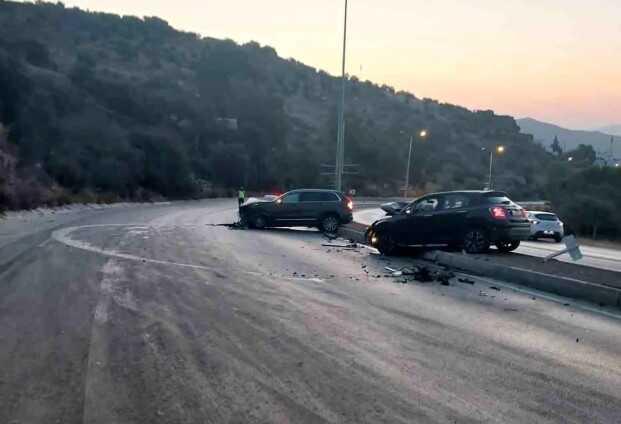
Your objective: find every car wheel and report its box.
[554,235,562,243]
[253,215,267,230]
[495,240,520,253]
[375,232,397,256]
[463,229,490,254]
[320,215,340,233]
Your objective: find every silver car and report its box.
[527,211,564,242]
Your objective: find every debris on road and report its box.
[385,266,403,277]
[414,267,434,282]
[322,243,359,249]
[489,286,501,291]
[435,270,455,285]
[206,222,247,230]
[458,277,475,285]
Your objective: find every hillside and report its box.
[598,125,621,137]
[0,1,570,209]
[518,118,617,156]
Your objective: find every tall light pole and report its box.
[334,0,348,191]
[404,130,428,199]
[482,145,505,190]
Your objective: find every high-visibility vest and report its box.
[238,190,245,199]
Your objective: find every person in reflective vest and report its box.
[238,187,245,207]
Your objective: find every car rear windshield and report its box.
[535,214,558,221]
[482,193,512,205]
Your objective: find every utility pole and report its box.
[334,0,348,192]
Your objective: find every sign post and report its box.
[543,235,583,263]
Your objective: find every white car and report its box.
[527,211,564,242]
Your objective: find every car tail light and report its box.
[490,206,507,219]
[346,197,354,211]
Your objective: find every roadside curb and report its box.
[425,250,621,308]
[339,223,621,308]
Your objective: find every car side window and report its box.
[318,192,339,202]
[441,194,470,210]
[412,197,439,213]
[299,192,339,202]
[282,193,301,203]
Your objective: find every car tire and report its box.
[320,215,340,233]
[252,215,267,230]
[376,232,397,256]
[495,240,520,253]
[554,235,562,243]
[463,229,490,254]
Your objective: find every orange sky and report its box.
[56,0,621,129]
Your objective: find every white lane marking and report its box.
[37,238,52,248]
[94,260,130,324]
[288,277,325,283]
[469,273,621,321]
[52,224,216,272]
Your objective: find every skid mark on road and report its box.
[52,224,218,272]
[51,225,338,295]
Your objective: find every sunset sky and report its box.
[58,0,620,129]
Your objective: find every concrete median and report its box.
[424,250,621,308]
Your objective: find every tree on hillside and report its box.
[565,144,596,165]
[551,135,563,156]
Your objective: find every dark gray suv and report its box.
[239,189,354,232]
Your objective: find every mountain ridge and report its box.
[517,117,617,155]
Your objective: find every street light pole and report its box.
[488,150,494,190]
[485,145,504,190]
[404,135,414,199]
[334,0,348,192]
[403,130,427,199]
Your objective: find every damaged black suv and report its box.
[239,189,354,232]
[366,191,531,255]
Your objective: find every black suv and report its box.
[366,191,531,255]
[239,189,354,232]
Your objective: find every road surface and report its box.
[354,208,621,273]
[1,200,621,423]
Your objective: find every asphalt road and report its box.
[2,199,621,423]
[354,208,621,273]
